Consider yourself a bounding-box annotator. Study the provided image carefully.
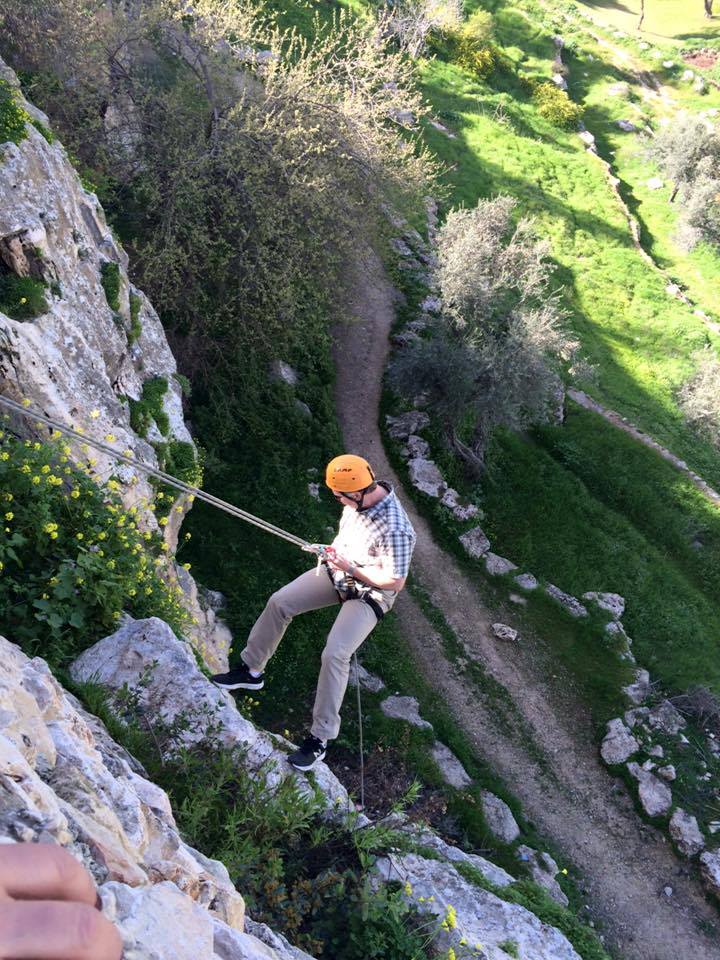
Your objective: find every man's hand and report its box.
[323,546,352,574]
[0,843,123,960]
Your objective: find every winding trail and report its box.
[332,248,720,960]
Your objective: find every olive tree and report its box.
[646,115,720,203]
[390,197,578,475]
[679,349,720,449]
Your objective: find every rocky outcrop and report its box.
[375,853,582,959]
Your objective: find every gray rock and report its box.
[243,920,317,960]
[514,573,539,591]
[430,741,472,788]
[380,695,433,730]
[405,434,430,459]
[545,584,588,618]
[492,623,518,642]
[578,129,596,150]
[648,744,664,758]
[385,411,430,440]
[374,854,581,959]
[601,719,639,765]
[269,360,298,386]
[420,295,442,313]
[669,808,705,857]
[616,119,639,132]
[552,73,568,91]
[394,821,513,888]
[582,592,625,619]
[485,553,518,577]
[70,618,352,811]
[459,526,491,559]
[509,593,528,606]
[307,482,320,501]
[700,851,720,901]
[407,457,445,498]
[622,669,650,706]
[516,845,569,906]
[662,60,675,69]
[348,661,385,694]
[440,487,480,521]
[657,765,676,782]
[646,177,664,190]
[480,790,521,843]
[648,700,686,735]
[627,763,672,817]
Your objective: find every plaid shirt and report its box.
[331,483,416,583]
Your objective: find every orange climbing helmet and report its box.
[325,454,376,492]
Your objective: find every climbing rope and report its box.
[0,393,366,801]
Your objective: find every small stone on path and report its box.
[492,623,518,642]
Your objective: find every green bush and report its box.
[440,26,497,80]
[30,118,54,143]
[0,271,48,320]
[0,425,188,665]
[100,260,121,312]
[128,376,169,438]
[530,81,584,128]
[128,292,142,344]
[0,77,28,145]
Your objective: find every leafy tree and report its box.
[390,198,578,474]
[646,115,720,203]
[679,348,720,449]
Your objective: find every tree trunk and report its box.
[637,0,646,30]
[705,0,714,18]
[669,183,679,203]
[449,428,486,478]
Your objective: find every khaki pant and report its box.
[241,568,378,741]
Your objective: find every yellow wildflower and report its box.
[32,476,40,484]
[4,512,13,521]
[21,398,31,408]
[70,489,80,499]
[90,409,100,419]
[0,452,8,461]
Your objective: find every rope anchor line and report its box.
[0,393,365,802]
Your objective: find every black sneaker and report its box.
[288,735,327,771]
[211,662,264,691]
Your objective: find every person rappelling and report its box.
[211,454,416,771]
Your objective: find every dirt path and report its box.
[332,248,720,960]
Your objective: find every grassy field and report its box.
[575,0,720,43]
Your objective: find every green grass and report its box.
[0,77,28,145]
[574,0,720,43]
[0,270,48,320]
[127,376,170,438]
[100,260,121,312]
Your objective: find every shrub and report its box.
[678,348,720,448]
[128,292,142,344]
[100,260,121,312]
[0,76,28,145]
[530,81,584,128]
[454,34,496,79]
[0,270,48,320]
[128,376,169,438]
[30,118,54,143]
[0,426,188,665]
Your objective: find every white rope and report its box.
[0,394,321,554]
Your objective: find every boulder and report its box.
[385,411,430,440]
[516,845,569,906]
[430,741,472,789]
[578,129,596,150]
[347,661,385,694]
[600,719,639,765]
[440,487,480,521]
[582,592,625,620]
[627,763,672,817]
[669,809,705,858]
[700,851,720,902]
[492,623,518,642]
[622,669,650,706]
[459,526,491,559]
[380,695,433,730]
[646,177,664,190]
[648,700,686,735]
[407,457,445,498]
[374,854,581,959]
[269,360,298,386]
[390,819,513,888]
[616,119,639,132]
[552,73,568,90]
[514,573,539,591]
[480,790,520,843]
[657,765,676,782]
[404,434,430,459]
[545,585,588,618]
[420,295,442,314]
[70,618,352,811]
[485,553,518,577]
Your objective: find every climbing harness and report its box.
[0,393,367,803]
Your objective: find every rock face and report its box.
[480,791,521,844]
[669,809,705,858]
[374,853,581,960]
[600,719,639,765]
[0,634,256,939]
[0,56,229,675]
[70,617,351,808]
